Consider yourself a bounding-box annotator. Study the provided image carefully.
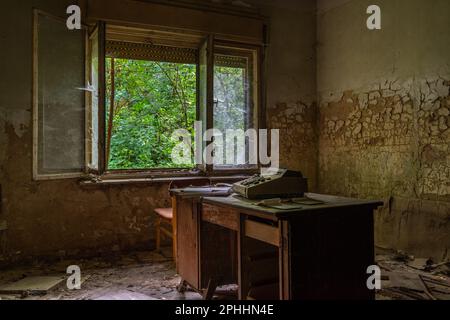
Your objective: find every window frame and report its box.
[89,25,265,179]
[211,41,262,174]
[102,39,200,173]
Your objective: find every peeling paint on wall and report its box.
[267,100,318,190]
[319,77,450,261]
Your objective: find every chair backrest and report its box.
[169,178,211,190]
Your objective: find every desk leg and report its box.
[237,214,250,300]
[279,220,290,300]
[237,214,243,299]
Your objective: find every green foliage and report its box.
[105,58,248,170]
[106,58,196,170]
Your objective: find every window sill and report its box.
[79,172,250,187]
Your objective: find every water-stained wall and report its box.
[317,0,450,261]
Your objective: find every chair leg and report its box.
[155,217,161,252]
[171,197,177,265]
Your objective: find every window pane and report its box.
[105,58,196,170]
[35,12,85,177]
[213,50,257,168]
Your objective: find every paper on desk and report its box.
[256,199,304,210]
[181,187,230,193]
[292,197,325,205]
[263,203,304,210]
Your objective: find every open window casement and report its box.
[32,10,88,180]
[197,35,214,173]
[33,10,106,180]
[86,22,106,175]
[198,38,261,173]
[212,42,260,171]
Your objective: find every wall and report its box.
[0,0,317,265]
[317,0,450,261]
[0,0,170,258]
[251,0,318,190]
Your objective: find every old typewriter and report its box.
[232,168,308,200]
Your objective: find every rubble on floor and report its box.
[0,276,65,295]
[0,249,201,300]
[376,248,450,300]
[0,248,448,300]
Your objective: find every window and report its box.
[100,31,261,174]
[103,37,200,171]
[33,14,263,180]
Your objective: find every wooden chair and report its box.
[154,178,210,262]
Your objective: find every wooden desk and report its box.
[170,187,235,297]
[202,193,383,300]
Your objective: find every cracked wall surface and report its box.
[260,0,318,190]
[267,101,318,189]
[319,79,450,261]
[318,0,450,262]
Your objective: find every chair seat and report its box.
[154,207,173,220]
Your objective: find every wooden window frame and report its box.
[31,2,266,182]
[210,41,263,175]
[101,32,201,175]
[91,25,265,179]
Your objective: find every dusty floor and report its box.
[375,247,450,300]
[0,248,448,300]
[0,249,203,300]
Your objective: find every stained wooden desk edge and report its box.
[202,193,384,219]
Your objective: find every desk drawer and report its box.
[202,203,238,231]
[245,220,280,247]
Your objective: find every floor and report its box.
[0,248,448,300]
[375,247,450,300]
[0,249,200,300]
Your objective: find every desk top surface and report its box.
[202,193,383,219]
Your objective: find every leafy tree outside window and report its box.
[105,58,197,170]
[104,44,258,171]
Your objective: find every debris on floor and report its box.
[0,276,65,295]
[376,248,450,300]
[407,258,434,271]
[0,248,201,300]
[94,289,159,300]
[0,247,448,300]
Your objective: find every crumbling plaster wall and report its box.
[0,0,318,265]
[317,0,450,261]
[251,0,318,190]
